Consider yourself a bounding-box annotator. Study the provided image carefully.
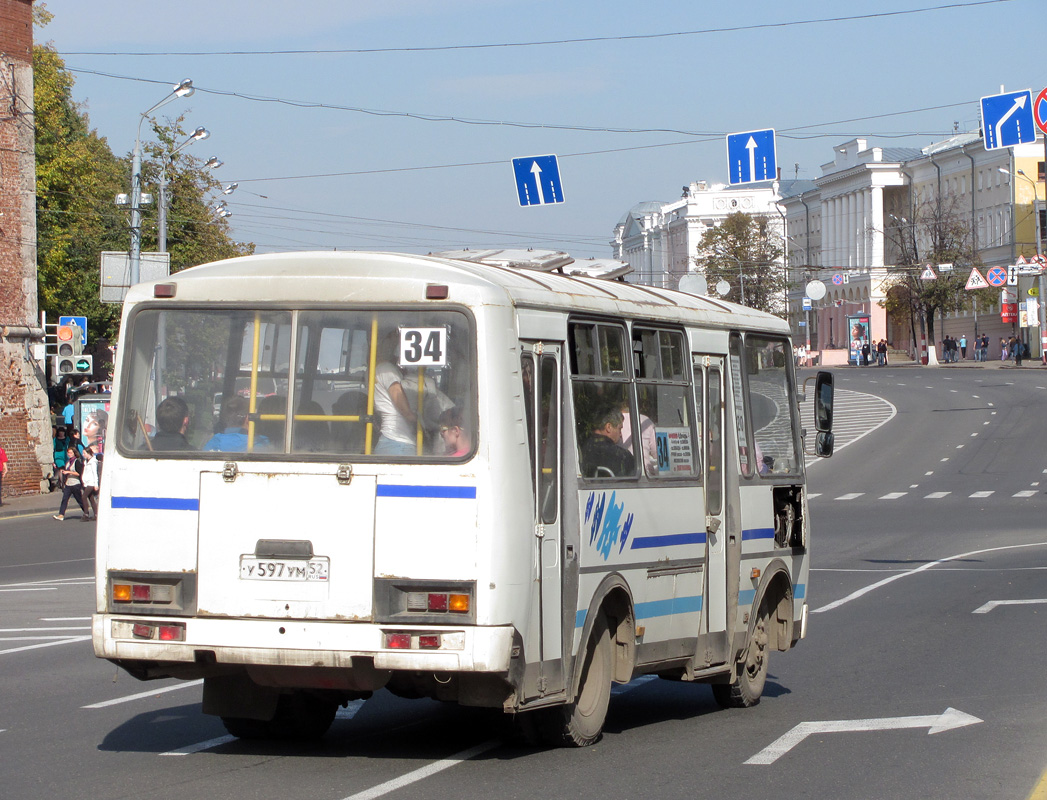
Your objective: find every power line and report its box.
[59,1,1019,56]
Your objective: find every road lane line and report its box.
[813,542,1047,614]
[162,735,235,756]
[1014,490,1038,498]
[879,493,907,500]
[0,635,90,655]
[339,740,501,800]
[973,599,1047,614]
[83,679,203,709]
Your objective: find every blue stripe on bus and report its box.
[630,532,706,549]
[376,485,477,499]
[111,496,200,511]
[576,596,702,629]
[741,528,775,541]
[738,588,756,607]
[794,583,805,599]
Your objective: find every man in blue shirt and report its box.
[204,395,269,452]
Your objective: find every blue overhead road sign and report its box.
[980,90,1035,150]
[726,128,776,185]
[512,154,565,207]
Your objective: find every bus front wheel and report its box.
[555,615,613,746]
[712,604,769,709]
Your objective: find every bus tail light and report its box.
[127,621,185,641]
[382,631,465,651]
[108,572,192,615]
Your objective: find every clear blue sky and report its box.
[36,0,1044,260]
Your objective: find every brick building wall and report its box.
[0,0,53,497]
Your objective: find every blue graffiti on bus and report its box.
[584,491,635,560]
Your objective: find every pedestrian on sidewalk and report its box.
[53,446,88,521]
[0,443,7,506]
[960,335,968,360]
[81,445,99,520]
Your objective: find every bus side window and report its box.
[729,333,753,477]
[522,353,537,495]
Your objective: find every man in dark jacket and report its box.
[580,405,635,478]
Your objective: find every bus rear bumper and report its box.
[92,614,516,674]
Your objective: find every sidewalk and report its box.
[0,490,68,521]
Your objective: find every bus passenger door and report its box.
[695,355,729,666]
[522,344,564,696]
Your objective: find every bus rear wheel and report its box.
[221,691,338,741]
[712,604,769,709]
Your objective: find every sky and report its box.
[34,0,1047,261]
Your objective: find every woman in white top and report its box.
[81,445,100,520]
[373,333,419,456]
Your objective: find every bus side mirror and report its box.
[815,430,834,458]
[814,371,833,433]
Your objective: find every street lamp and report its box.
[128,79,194,285]
[157,126,210,253]
[1000,167,1044,364]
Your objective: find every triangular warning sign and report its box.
[920,265,937,280]
[965,267,989,290]
[1016,255,1028,265]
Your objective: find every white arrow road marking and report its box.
[530,161,545,205]
[973,598,1047,614]
[745,708,982,765]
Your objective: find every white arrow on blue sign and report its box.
[980,89,1036,150]
[726,128,776,185]
[512,154,565,207]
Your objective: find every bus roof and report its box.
[126,251,789,334]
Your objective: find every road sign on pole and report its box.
[965,267,989,290]
[980,89,1036,149]
[985,266,1008,287]
[920,265,937,281]
[726,129,776,184]
[512,155,565,207]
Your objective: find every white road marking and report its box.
[0,635,90,655]
[162,735,235,756]
[339,740,502,800]
[40,617,92,621]
[925,492,950,499]
[745,709,982,766]
[0,588,56,593]
[814,542,1047,614]
[807,493,822,499]
[973,599,1047,614]
[83,679,204,709]
[0,626,90,633]
[969,491,994,498]
[879,493,907,500]
[835,493,863,501]
[1013,490,1038,498]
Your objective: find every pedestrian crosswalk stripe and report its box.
[835,493,863,500]
[879,492,907,500]
[969,491,993,498]
[1013,490,1038,498]
[925,492,950,499]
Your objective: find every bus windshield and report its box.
[118,307,475,459]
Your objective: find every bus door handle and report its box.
[706,516,721,536]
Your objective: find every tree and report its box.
[879,194,993,355]
[692,212,785,313]
[33,31,253,350]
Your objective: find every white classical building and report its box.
[610,179,814,295]
[779,132,1045,363]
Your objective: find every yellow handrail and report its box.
[246,312,261,452]
[365,316,378,454]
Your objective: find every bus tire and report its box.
[221,692,337,741]
[712,602,770,709]
[553,615,613,747]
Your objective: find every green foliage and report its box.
[692,212,785,313]
[33,43,254,350]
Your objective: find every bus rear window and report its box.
[119,308,475,459]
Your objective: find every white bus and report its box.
[92,251,834,747]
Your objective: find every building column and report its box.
[870,186,885,267]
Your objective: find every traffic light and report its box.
[56,323,83,358]
[52,354,93,377]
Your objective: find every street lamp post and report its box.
[1001,167,1045,364]
[129,79,194,285]
[157,126,210,253]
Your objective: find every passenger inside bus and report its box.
[579,404,635,478]
[373,332,419,456]
[204,395,269,452]
[437,407,471,457]
[151,396,192,451]
[619,400,658,476]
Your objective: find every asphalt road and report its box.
[2,365,1046,800]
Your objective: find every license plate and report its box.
[239,557,329,582]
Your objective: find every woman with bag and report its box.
[53,446,88,521]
